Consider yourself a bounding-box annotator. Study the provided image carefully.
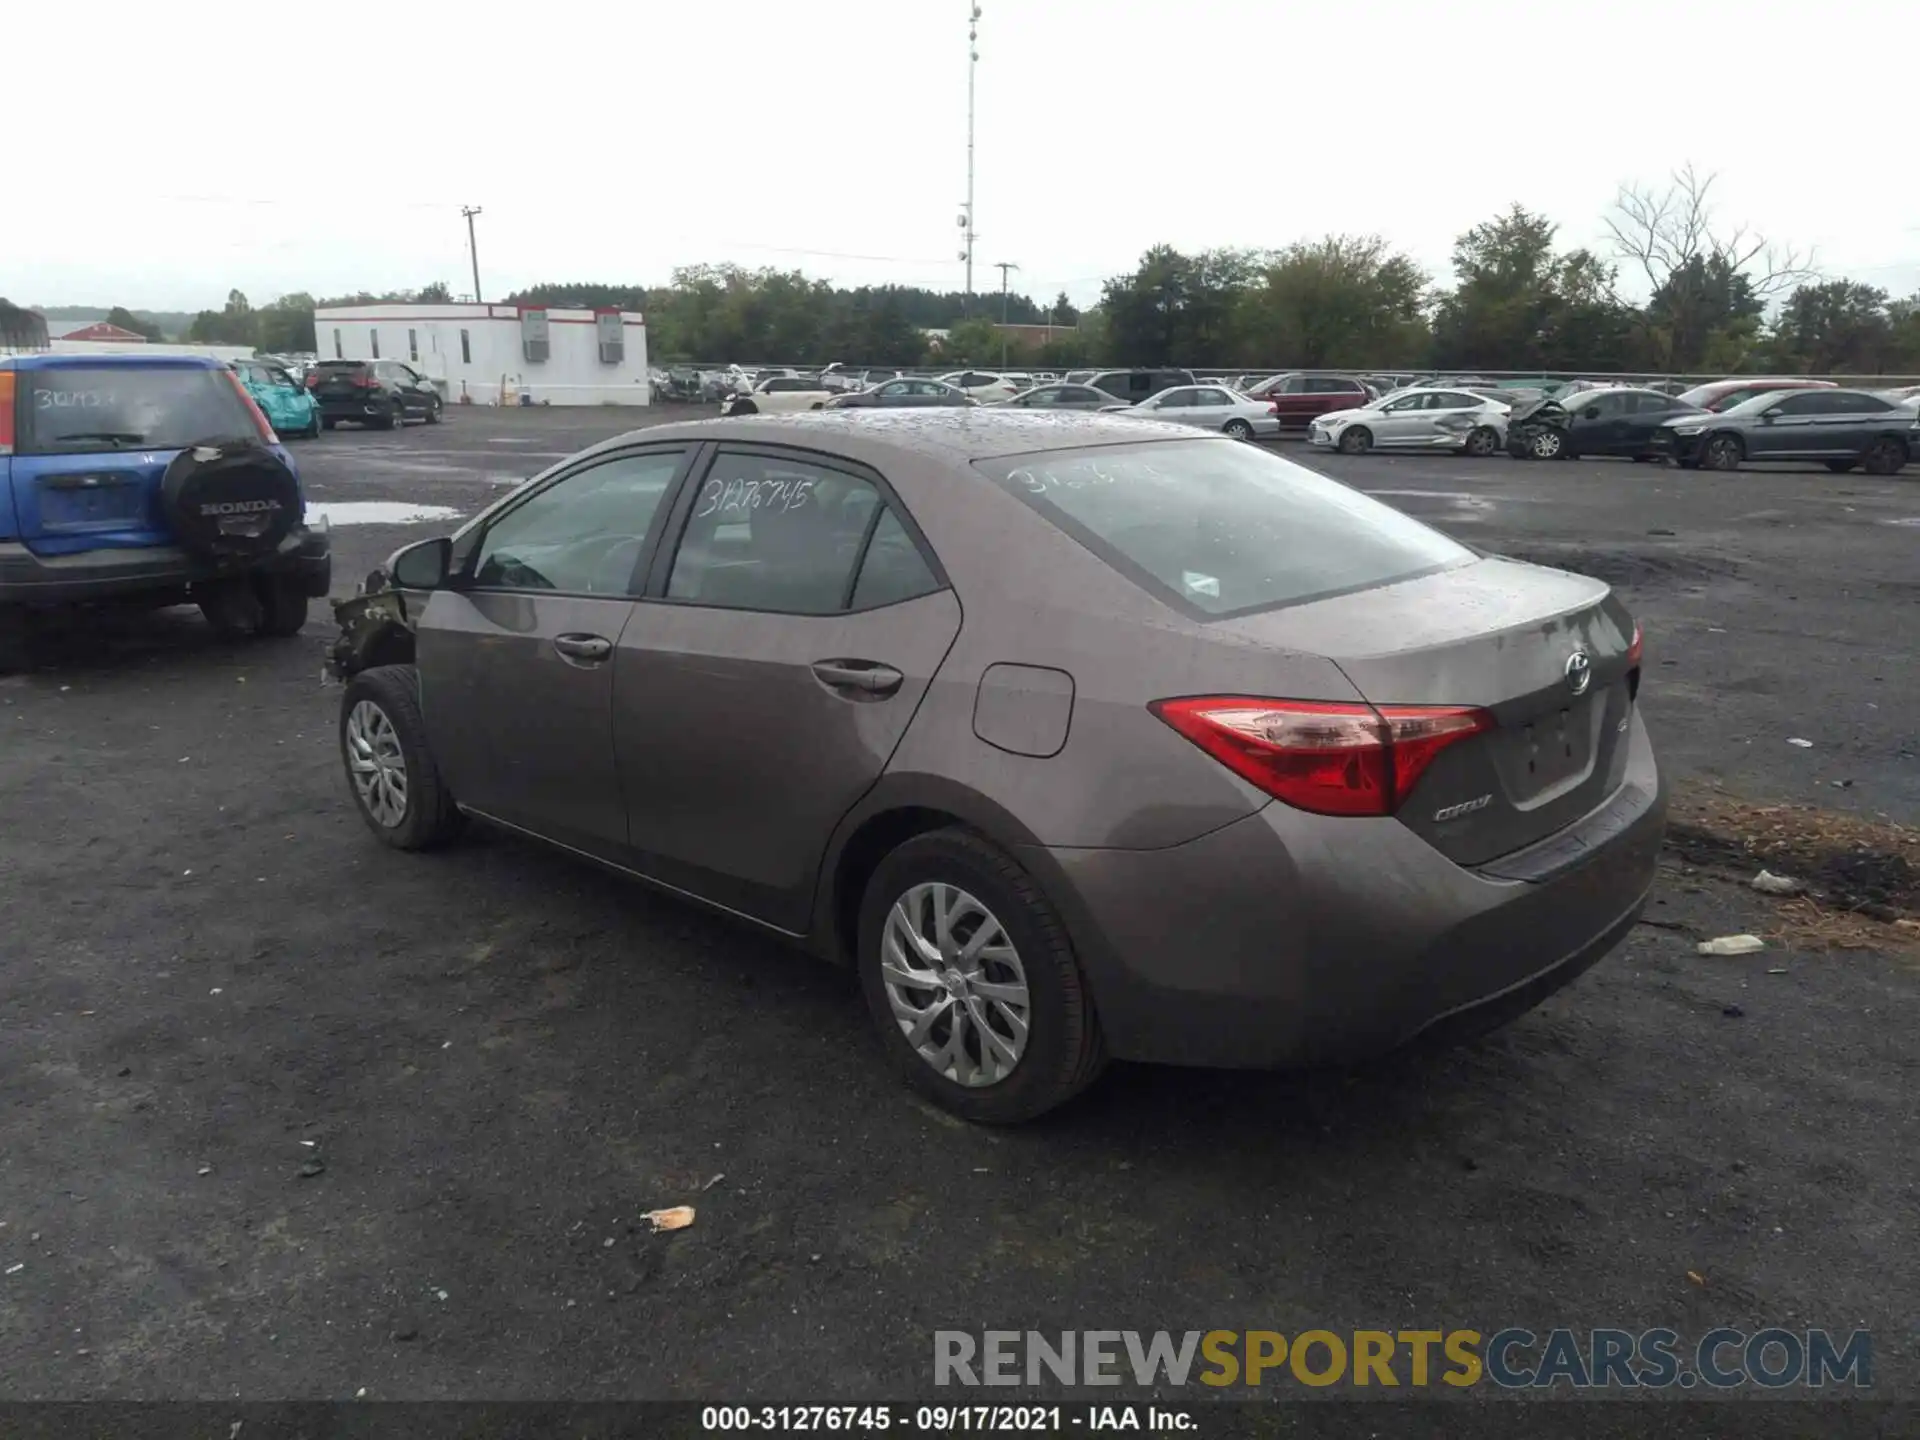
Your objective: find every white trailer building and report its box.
[311,302,650,407]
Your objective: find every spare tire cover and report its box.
[161,440,303,560]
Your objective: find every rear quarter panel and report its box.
[871,448,1368,850]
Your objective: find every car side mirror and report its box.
[390,536,452,590]
[1759,411,1776,424]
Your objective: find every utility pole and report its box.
[995,262,1019,369]
[959,4,980,317]
[462,206,484,303]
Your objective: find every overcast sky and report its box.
[12,0,1915,313]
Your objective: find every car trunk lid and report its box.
[1216,557,1639,865]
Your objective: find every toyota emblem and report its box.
[1565,650,1593,696]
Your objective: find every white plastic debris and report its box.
[1751,870,1804,896]
[1697,934,1766,956]
[1786,738,1813,748]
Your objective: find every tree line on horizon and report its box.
[25,168,1920,378]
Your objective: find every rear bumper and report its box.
[1022,711,1666,1068]
[0,523,333,606]
[318,397,395,420]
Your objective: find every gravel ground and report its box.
[1,406,1914,1406]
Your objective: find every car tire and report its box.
[1526,429,1564,460]
[424,396,443,424]
[197,577,264,638]
[1336,426,1373,456]
[383,400,406,430]
[255,575,309,637]
[1463,426,1500,458]
[857,827,1105,1125]
[1223,419,1255,441]
[730,400,758,416]
[1701,435,1744,472]
[1825,459,1857,473]
[339,664,465,851]
[1861,438,1907,476]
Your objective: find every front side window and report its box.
[472,450,683,594]
[668,454,887,614]
[1153,389,1199,409]
[978,439,1473,617]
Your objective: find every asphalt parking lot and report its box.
[2,404,1916,1403]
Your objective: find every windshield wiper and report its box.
[52,431,147,447]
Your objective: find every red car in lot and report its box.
[1675,378,1836,413]
[1243,373,1376,431]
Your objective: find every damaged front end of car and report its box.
[1506,397,1570,460]
[325,565,418,680]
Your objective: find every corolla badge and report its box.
[1565,649,1593,696]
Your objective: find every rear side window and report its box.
[851,508,941,609]
[976,439,1473,617]
[669,455,883,614]
[19,367,259,454]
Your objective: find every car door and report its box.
[1568,391,1625,453]
[414,444,694,856]
[870,380,916,408]
[1269,375,1311,426]
[612,445,962,930]
[1186,387,1237,430]
[1143,387,1202,425]
[1618,392,1680,453]
[1812,391,1893,457]
[1752,391,1825,457]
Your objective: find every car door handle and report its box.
[552,633,613,664]
[811,660,904,697]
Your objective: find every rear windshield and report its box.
[19,367,259,455]
[976,439,1473,617]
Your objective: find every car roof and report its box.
[582,408,1206,466]
[0,352,227,372]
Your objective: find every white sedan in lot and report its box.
[1104,384,1281,440]
[1307,387,1511,457]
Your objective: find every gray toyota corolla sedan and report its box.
[329,410,1664,1123]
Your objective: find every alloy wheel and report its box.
[345,700,408,827]
[880,882,1032,1088]
[1530,431,1562,459]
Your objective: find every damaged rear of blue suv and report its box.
[0,353,331,671]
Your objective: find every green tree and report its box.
[1604,163,1813,372]
[0,298,49,350]
[1049,291,1081,326]
[1243,235,1430,369]
[1099,246,1263,366]
[1766,281,1896,375]
[255,293,317,355]
[1431,206,1644,372]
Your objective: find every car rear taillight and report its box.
[1150,696,1493,817]
[354,373,378,388]
[223,370,278,443]
[0,371,14,454]
[305,373,320,389]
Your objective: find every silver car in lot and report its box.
[1308,387,1511,457]
[1106,384,1281,440]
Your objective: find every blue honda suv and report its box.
[0,353,332,670]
